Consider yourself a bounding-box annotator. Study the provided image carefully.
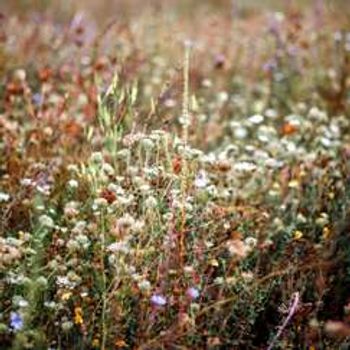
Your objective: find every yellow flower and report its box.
[294,230,303,240]
[92,338,100,348]
[288,180,299,189]
[74,307,83,325]
[209,259,219,267]
[322,226,331,240]
[61,291,72,301]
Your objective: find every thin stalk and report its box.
[100,211,107,350]
[182,42,191,144]
[180,42,191,267]
[267,292,300,350]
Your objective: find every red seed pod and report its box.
[6,82,24,95]
[38,67,53,82]
[100,188,116,204]
[172,156,182,174]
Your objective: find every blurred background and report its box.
[2,0,350,23]
[0,0,349,119]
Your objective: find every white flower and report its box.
[189,147,204,159]
[333,31,342,41]
[72,220,87,235]
[194,170,209,188]
[92,198,108,210]
[234,127,248,139]
[244,236,258,249]
[0,192,10,202]
[150,129,167,139]
[320,137,332,148]
[56,276,70,287]
[118,195,135,206]
[179,115,191,127]
[13,296,29,308]
[315,213,329,226]
[140,138,155,151]
[67,164,79,173]
[39,215,54,228]
[144,196,158,209]
[226,239,248,259]
[202,79,212,88]
[36,184,51,195]
[164,98,176,108]
[139,184,151,193]
[6,237,22,246]
[138,280,151,291]
[241,271,254,282]
[206,185,218,197]
[68,179,79,189]
[76,234,90,249]
[102,163,115,176]
[248,114,264,124]
[116,149,131,159]
[107,183,124,195]
[20,178,33,187]
[44,301,57,309]
[308,107,328,122]
[66,239,80,252]
[116,214,135,229]
[90,152,103,163]
[14,69,26,81]
[64,201,79,217]
[123,132,145,147]
[184,265,194,274]
[265,108,278,119]
[274,11,285,22]
[233,161,257,172]
[217,91,229,103]
[107,241,129,254]
[214,277,224,285]
[61,321,73,331]
[265,158,284,169]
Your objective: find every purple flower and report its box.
[10,312,23,331]
[262,59,277,73]
[32,93,43,106]
[186,287,200,300]
[150,294,167,306]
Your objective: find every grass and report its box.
[0,1,350,349]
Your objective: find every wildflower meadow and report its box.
[0,0,350,349]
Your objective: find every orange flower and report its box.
[115,339,127,348]
[281,122,298,136]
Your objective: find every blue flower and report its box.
[32,93,43,106]
[150,294,167,306]
[10,312,23,331]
